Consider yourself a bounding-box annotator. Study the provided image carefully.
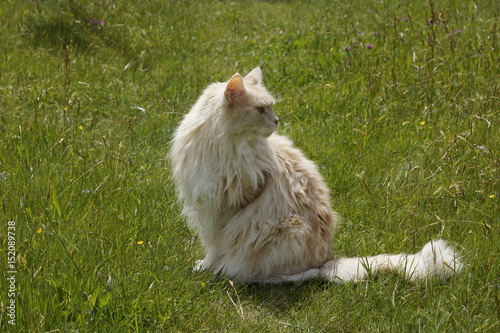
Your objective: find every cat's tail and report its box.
[320,239,463,283]
[261,239,463,284]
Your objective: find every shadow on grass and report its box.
[24,1,104,51]
[22,0,151,70]
[237,279,333,313]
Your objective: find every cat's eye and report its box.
[256,107,266,114]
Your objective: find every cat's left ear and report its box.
[225,74,246,101]
[244,67,263,85]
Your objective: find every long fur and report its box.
[169,67,462,284]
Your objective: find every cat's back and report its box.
[267,133,321,174]
[264,132,336,222]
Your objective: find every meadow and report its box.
[0,0,498,331]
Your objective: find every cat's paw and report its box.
[193,259,207,272]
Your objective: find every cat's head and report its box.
[221,67,279,138]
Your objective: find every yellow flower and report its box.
[137,241,144,245]
[37,229,43,233]
[489,194,495,198]
[419,121,426,125]
[78,125,84,130]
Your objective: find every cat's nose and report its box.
[273,117,279,125]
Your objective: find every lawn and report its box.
[0,0,498,331]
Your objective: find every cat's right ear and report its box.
[224,74,246,102]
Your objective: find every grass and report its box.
[0,0,498,331]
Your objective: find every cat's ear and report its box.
[244,67,263,85]
[224,74,246,101]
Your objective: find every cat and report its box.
[169,67,463,284]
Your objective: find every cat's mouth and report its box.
[261,123,278,137]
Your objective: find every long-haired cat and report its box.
[169,67,462,283]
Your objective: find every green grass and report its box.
[0,0,498,331]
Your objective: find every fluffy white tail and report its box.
[321,240,463,283]
[261,240,463,284]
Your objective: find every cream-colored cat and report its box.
[169,67,462,283]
